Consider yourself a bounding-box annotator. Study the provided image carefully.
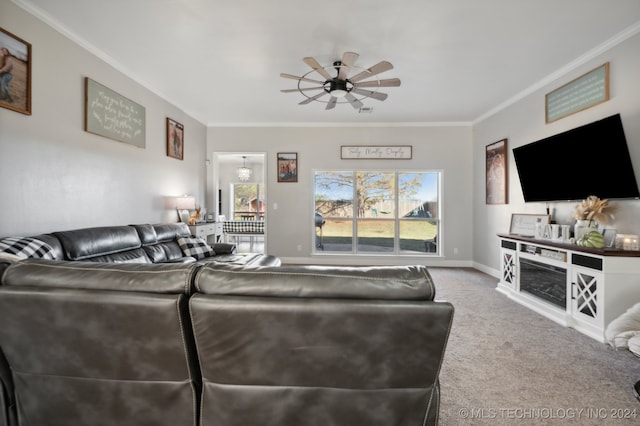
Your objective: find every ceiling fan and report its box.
[280,52,401,110]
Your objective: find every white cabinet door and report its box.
[499,239,518,291]
[571,266,603,328]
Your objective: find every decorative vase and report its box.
[574,220,597,240]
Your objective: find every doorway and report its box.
[213,152,266,254]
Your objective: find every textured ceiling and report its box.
[15,0,640,126]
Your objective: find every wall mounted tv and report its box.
[513,114,640,202]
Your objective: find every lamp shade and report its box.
[175,196,196,210]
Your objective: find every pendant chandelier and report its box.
[237,156,252,182]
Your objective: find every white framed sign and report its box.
[509,214,550,237]
[340,145,412,159]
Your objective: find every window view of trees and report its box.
[314,171,440,254]
[232,183,265,221]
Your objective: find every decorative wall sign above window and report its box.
[340,145,412,159]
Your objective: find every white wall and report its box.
[0,2,207,236]
[8,1,637,271]
[207,126,474,266]
[473,31,640,276]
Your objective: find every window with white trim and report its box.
[314,170,440,255]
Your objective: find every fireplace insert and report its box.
[519,258,567,309]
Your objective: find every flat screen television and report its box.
[512,114,640,202]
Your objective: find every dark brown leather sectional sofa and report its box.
[0,235,453,425]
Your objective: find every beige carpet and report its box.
[430,267,640,425]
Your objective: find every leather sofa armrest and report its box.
[0,347,17,426]
[0,261,11,282]
[211,243,236,255]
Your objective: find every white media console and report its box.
[497,234,640,343]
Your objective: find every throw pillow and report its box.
[605,302,640,350]
[0,237,57,260]
[628,335,640,357]
[177,237,215,260]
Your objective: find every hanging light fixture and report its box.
[237,156,252,182]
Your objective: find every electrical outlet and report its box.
[453,247,459,255]
[297,244,302,252]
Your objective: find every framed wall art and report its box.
[85,77,146,147]
[166,118,184,160]
[0,27,31,115]
[341,145,412,159]
[486,138,508,205]
[545,62,609,124]
[277,152,297,182]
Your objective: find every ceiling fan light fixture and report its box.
[282,52,400,109]
[325,79,350,98]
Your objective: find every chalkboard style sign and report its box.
[84,77,145,147]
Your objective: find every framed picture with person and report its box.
[0,27,31,115]
[277,152,298,182]
[166,118,184,160]
[486,139,507,204]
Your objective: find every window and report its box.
[231,183,265,221]
[314,170,440,255]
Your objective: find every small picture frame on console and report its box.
[603,228,616,248]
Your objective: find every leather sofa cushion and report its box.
[158,242,188,261]
[195,264,435,300]
[190,264,451,426]
[86,248,151,264]
[0,259,199,425]
[143,244,169,263]
[131,224,158,246]
[153,223,191,243]
[3,259,197,294]
[53,226,142,261]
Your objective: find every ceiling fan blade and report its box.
[280,87,324,93]
[352,88,388,101]
[326,97,337,110]
[349,61,394,83]
[280,73,326,85]
[303,57,334,80]
[345,93,364,109]
[299,91,329,105]
[338,51,359,80]
[354,78,401,88]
